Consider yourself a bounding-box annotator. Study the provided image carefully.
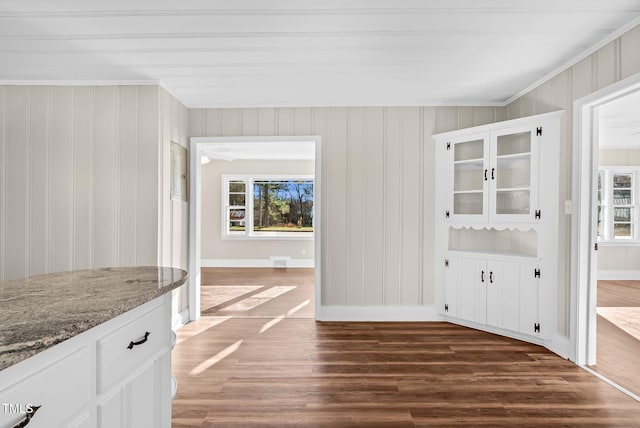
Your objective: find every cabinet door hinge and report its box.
[445,259,449,267]
[534,268,541,278]
[446,142,451,150]
[444,304,449,312]
[534,323,541,333]
[535,210,541,219]
[594,242,598,251]
[536,127,542,136]
[445,210,450,219]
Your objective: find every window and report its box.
[222,175,314,239]
[597,171,603,239]
[598,168,638,242]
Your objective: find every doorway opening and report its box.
[188,136,322,322]
[572,73,640,399]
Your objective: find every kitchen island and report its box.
[0,266,187,428]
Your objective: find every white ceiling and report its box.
[1,0,640,108]
[202,141,315,161]
[599,90,640,148]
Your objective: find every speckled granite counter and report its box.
[0,266,188,371]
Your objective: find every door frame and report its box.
[187,135,322,321]
[571,72,640,364]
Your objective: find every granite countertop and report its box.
[0,266,188,371]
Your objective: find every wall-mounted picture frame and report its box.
[170,142,188,201]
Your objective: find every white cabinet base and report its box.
[0,294,173,428]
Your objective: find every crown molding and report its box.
[0,79,159,86]
[503,15,640,107]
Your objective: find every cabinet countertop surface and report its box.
[0,266,188,371]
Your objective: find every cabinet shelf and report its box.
[496,186,531,192]
[454,189,483,194]
[448,227,537,258]
[448,249,538,261]
[453,160,484,170]
[496,152,531,160]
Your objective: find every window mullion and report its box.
[606,170,612,241]
[246,178,253,236]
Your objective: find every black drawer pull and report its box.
[127,331,151,350]
[12,405,41,428]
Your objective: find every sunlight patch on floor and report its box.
[190,339,244,375]
[259,298,311,333]
[201,285,264,310]
[598,307,640,341]
[176,316,231,345]
[221,285,297,311]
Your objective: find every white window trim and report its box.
[598,166,639,244]
[221,174,315,240]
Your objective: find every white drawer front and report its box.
[97,302,169,393]
[0,347,91,428]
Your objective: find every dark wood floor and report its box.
[172,269,640,427]
[590,279,640,397]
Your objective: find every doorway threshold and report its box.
[581,365,640,402]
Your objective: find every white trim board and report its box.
[317,305,442,322]
[188,135,322,322]
[201,258,314,268]
[571,72,640,365]
[598,270,640,280]
[172,308,190,331]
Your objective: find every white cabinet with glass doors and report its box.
[433,111,562,346]
[448,125,540,223]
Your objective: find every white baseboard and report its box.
[598,270,640,280]
[201,258,314,268]
[548,334,571,359]
[172,308,190,331]
[317,305,442,322]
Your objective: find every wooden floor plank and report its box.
[173,269,640,427]
[591,279,640,397]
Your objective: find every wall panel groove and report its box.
[69,88,75,270]
[24,87,31,276]
[0,87,5,281]
[398,109,405,304]
[114,88,121,265]
[418,107,425,305]
[90,87,96,268]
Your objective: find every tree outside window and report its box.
[223,175,314,239]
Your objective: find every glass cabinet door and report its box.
[452,138,486,216]
[490,127,537,221]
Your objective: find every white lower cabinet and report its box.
[444,254,547,340]
[97,297,172,428]
[99,353,170,428]
[0,294,173,428]
[456,257,487,324]
[98,389,123,428]
[0,347,91,428]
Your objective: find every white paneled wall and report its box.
[190,106,505,307]
[159,88,190,317]
[505,23,640,335]
[0,86,170,282]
